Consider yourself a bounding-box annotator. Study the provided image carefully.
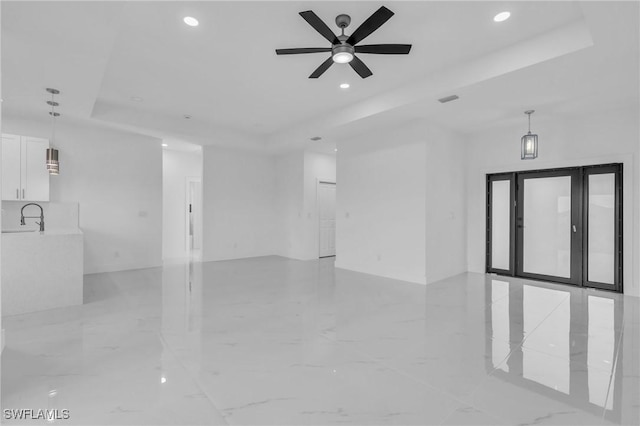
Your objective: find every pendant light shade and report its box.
[521,110,538,160]
[46,148,59,175]
[46,88,61,174]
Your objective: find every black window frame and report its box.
[485,163,623,293]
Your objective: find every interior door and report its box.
[516,169,582,285]
[186,177,202,251]
[318,182,336,258]
[192,180,202,250]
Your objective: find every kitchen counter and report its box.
[2,228,83,236]
[2,228,83,316]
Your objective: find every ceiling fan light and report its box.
[332,51,354,64]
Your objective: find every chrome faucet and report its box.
[20,203,45,232]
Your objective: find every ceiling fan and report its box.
[275,6,411,79]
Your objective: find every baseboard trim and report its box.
[334,262,427,285]
[84,261,163,275]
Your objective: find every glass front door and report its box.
[486,164,622,292]
[516,169,582,285]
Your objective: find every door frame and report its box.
[515,168,583,286]
[486,173,516,276]
[581,164,623,292]
[486,163,623,293]
[316,179,336,258]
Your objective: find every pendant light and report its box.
[46,88,60,175]
[521,110,538,160]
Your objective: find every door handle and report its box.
[572,225,577,233]
[16,188,19,199]
[22,189,25,199]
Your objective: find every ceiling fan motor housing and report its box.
[332,44,355,61]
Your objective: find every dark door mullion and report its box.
[571,169,583,286]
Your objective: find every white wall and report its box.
[274,150,336,260]
[2,115,163,274]
[162,148,202,260]
[335,120,467,285]
[202,146,278,261]
[336,124,427,284]
[425,125,468,284]
[466,107,640,297]
[275,150,305,259]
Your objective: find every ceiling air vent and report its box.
[438,95,459,103]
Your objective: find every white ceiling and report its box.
[2,1,638,153]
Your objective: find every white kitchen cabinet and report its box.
[1,134,22,201]
[1,133,50,201]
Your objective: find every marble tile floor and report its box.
[1,256,638,425]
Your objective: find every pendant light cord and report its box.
[50,92,56,148]
[525,110,534,135]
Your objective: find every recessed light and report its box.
[183,16,199,27]
[162,143,168,147]
[334,148,338,152]
[130,96,143,102]
[494,11,511,22]
[340,83,350,89]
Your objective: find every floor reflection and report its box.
[486,280,627,423]
[2,258,638,425]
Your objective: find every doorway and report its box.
[162,146,203,261]
[486,164,622,292]
[186,177,202,253]
[318,181,336,258]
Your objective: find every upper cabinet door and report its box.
[21,136,50,201]
[1,134,22,201]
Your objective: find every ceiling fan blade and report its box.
[346,6,394,46]
[309,57,334,78]
[299,11,340,45]
[276,47,332,55]
[349,56,373,79]
[355,44,412,54]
